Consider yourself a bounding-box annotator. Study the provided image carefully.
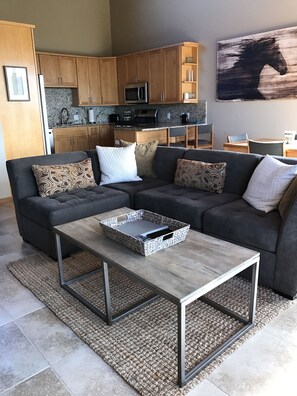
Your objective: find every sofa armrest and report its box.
[274,191,297,298]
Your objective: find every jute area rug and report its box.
[8,251,292,396]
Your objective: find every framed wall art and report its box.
[3,66,30,101]
[217,26,297,101]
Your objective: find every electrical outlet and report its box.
[167,112,171,120]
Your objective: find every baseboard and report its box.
[0,196,13,204]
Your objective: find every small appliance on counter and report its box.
[108,113,120,124]
[134,108,158,126]
[181,113,189,124]
[88,108,95,124]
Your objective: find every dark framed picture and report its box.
[217,26,297,101]
[3,66,30,101]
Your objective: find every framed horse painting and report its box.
[217,26,297,101]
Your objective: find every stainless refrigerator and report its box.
[38,74,54,154]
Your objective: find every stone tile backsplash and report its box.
[45,89,207,128]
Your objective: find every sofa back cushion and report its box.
[6,151,88,200]
[154,146,187,182]
[183,149,261,195]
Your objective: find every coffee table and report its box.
[54,207,259,387]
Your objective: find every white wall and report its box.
[110,0,297,149]
[0,125,11,199]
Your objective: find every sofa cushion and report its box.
[32,159,96,197]
[96,144,142,185]
[135,183,240,229]
[243,155,297,213]
[183,149,261,195]
[20,185,130,228]
[106,177,170,209]
[174,158,227,193]
[203,199,282,253]
[278,176,297,219]
[120,140,158,177]
[154,146,187,182]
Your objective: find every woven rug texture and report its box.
[8,251,292,396]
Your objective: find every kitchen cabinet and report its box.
[75,57,101,106]
[53,127,89,153]
[148,43,198,104]
[117,52,149,104]
[1,21,44,199]
[114,128,169,146]
[88,125,114,148]
[74,57,118,106]
[99,58,118,105]
[37,53,77,87]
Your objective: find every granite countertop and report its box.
[113,122,202,131]
[52,123,109,129]
[52,121,204,131]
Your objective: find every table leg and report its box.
[103,261,113,326]
[177,303,186,387]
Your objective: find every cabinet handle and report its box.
[60,76,63,84]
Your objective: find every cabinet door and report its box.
[100,58,118,105]
[58,56,77,87]
[117,57,127,104]
[38,54,60,86]
[53,129,73,153]
[76,58,101,106]
[135,52,149,82]
[163,46,181,103]
[126,55,137,83]
[72,134,90,151]
[100,126,113,146]
[88,58,102,105]
[88,126,101,149]
[148,49,163,103]
[76,57,91,105]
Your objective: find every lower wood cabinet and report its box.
[53,125,114,153]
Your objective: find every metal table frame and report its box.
[55,232,259,388]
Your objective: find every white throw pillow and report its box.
[96,144,142,185]
[243,155,297,212]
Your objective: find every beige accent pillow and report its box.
[243,155,297,213]
[32,158,96,197]
[120,140,158,177]
[174,158,227,194]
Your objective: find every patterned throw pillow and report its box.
[174,158,227,194]
[120,140,158,177]
[32,158,97,197]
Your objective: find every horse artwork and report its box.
[217,26,297,101]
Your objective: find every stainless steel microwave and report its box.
[124,82,148,104]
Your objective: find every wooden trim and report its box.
[0,20,35,29]
[0,197,12,204]
[36,51,117,60]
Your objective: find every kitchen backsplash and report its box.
[45,89,207,128]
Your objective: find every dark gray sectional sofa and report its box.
[6,146,297,299]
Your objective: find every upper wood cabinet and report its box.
[99,58,118,105]
[75,57,101,106]
[148,43,198,104]
[117,52,149,104]
[37,53,77,87]
[74,56,118,106]
[0,21,44,194]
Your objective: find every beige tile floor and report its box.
[0,201,296,396]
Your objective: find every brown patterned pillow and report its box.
[32,158,97,197]
[174,158,227,194]
[120,140,158,177]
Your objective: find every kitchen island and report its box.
[114,122,201,147]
